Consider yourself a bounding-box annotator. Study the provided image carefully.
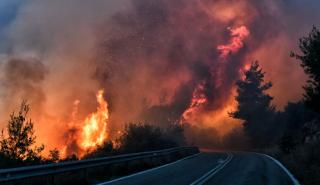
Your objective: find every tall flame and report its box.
[217,26,250,59]
[182,25,250,130]
[182,82,207,123]
[80,90,109,151]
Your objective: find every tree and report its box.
[48,148,60,162]
[83,141,114,159]
[117,123,179,153]
[279,133,297,154]
[291,26,320,113]
[0,101,44,162]
[230,61,276,147]
[164,124,186,146]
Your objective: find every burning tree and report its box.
[0,101,44,162]
[230,61,276,147]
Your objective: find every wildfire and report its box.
[182,25,250,130]
[80,90,109,151]
[62,89,110,158]
[182,82,207,122]
[217,26,250,58]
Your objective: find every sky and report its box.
[0,0,23,49]
[0,0,320,155]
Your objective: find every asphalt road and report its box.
[97,151,299,185]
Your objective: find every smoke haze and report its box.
[0,0,319,153]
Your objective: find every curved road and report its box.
[97,151,299,185]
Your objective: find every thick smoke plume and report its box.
[94,0,284,132]
[0,0,319,154]
[0,57,46,116]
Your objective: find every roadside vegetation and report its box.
[277,26,320,185]
[229,26,320,185]
[0,101,45,168]
[0,102,186,168]
[83,123,185,159]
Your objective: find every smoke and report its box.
[249,0,320,108]
[0,0,130,153]
[217,26,250,58]
[94,0,282,132]
[0,0,319,152]
[0,57,46,116]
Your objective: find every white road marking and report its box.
[261,154,301,185]
[96,152,202,185]
[217,159,224,164]
[190,153,233,185]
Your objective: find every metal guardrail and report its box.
[0,146,199,183]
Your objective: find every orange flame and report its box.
[61,90,110,158]
[182,82,207,123]
[182,26,250,130]
[217,25,250,58]
[80,90,109,151]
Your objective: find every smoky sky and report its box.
[95,0,284,127]
[0,57,47,117]
[0,0,319,150]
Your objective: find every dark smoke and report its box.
[0,57,47,117]
[140,84,193,126]
[0,0,319,151]
[95,0,282,130]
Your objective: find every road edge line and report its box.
[96,152,202,185]
[261,154,301,185]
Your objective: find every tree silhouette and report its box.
[83,141,114,159]
[230,61,275,147]
[0,101,44,162]
[291,26,320,113]
[48,148,60,162]
[118,123,180,153]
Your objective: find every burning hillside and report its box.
[0,0,318,156]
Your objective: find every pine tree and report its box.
[0,101,44,162]
[291,26,320,113]
[230,61,275,147]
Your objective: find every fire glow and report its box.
[182,82,207,123]
[62,90,109,158]
[182,25,250,128]
[217,26,250,59]
[80,90,109,151]
[0,0,308,157]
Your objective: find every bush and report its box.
[117,123,184,153]
[0,101,44,168]
[279,140,320,185]
[83,141,114,159]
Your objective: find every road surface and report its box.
[97,151,299,185]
